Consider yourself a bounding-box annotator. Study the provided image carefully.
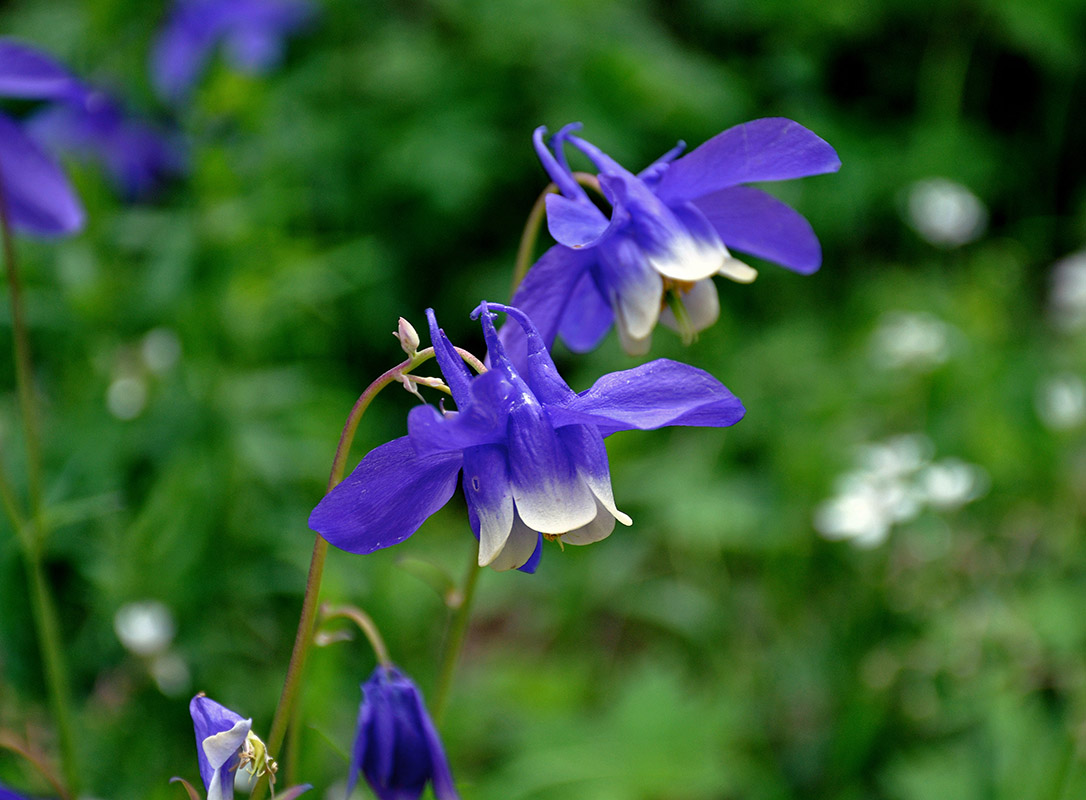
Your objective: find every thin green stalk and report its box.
[252,345,483,800]
[321,604,392,667]
[0,172,78,794]
[510,172,603,294]
[431,545,482,726]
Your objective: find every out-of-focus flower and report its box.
[190,694,252,800]
[814,435,987,547]
[0,785,32,800]
[1036,374,1086,430]
[28,89,185,199]
[0,38,85,236]
[309,302,745,571]
[1049,250,1086,331]
[870,311,953,370]
[152,0,315,103]
[113,599,176,656]
[903,178,987,248]
[508,119,839,356]
[349,666,459,800]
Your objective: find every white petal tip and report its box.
[719,258,758,284]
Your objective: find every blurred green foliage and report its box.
[1,0,1085,797]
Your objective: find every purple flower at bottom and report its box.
[27,89,185,200]
[0,39,85,237]
[511,119,840,356]
[152,0,315,103]
[0,786,32,800]
[349,666,458,800]
[309,302,745,572]
[190,694,252,800]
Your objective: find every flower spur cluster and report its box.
[506,118,840,357]
[309,301,745,572]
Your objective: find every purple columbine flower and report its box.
[349,666,459,800]
[309,302,745,572]
[0,786,32,800]
[27,88,185,200]
[0,39,86,237]
[152,0,315,103]
[190,694,253,800]
[510,119,840,356]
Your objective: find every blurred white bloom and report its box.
[871,311,952,370]
[816,435,985,547]
[1036,374,1086,430]
[1049,251,1086,331]
[114,600,175,656]
[141,327,182,373]
[150,651,191,696]
[918,459,989,509]
[107,375,147,420]
[905,178,987,247]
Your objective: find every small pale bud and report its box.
[394,317,420,357]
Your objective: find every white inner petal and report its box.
[202,718,252,770]
[660,278,720,334]
[488,511,541,571]
[562,497,619,545]
[647,234,727,282]
[512,469,598,534]
[476,487,515,567]
[577,458,632,527]
[718,255,757,284]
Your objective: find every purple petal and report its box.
[407,369,513,456]
[694,185,822,273]
[533,125,586,200]
[637,139,686,188]
[407,679,459,799]
[426,308,473,406]
[656,118,841,204]
[544,193,611,248]
[462,445,514,566]
[502,244,595,370]
[476,302,574,406]
[0,39,81,100]
[151,9,217,103]
[0,112,84,237]
[596,233,663,354]
[557,425,630,526]
[516,533,543,573]
[308,437,462,554]
[558,269,613,352]
[189,695,248,793]
[550,359,746,436]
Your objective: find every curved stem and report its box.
[0,728,72,800]
[252,346,484,800]
[0,173,77,795]
[431,544,482,726]
[510,172,603,295]
[321,604,392,667]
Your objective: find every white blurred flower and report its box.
[871,311,952,370]
[860,433,932,480]
[107,375,147,420]
[918,459,989,509]
[150,651,191,696]
[113,600,175,657]
[904,178,987,247]
[1049,251,1086,331]
[141,327,182,373]
[1036,374,1086,430]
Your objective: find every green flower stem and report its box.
[252,345,484,800]
[0,174,78,795]
[431,545,482,726]
[510,171,603,294]
[321,604,393,668]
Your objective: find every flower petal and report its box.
[558,269,613,352]
[489,510,544,571]
[656,118,841,204]
[408,369,513,456]
[462,445,515,567]
[694,185,823,273]
[202,719,252,772]
[426,308,473,405]
[507,401,597,534]
[502,244,594,369]
[550,359,746,436]
[0,112,84,237]
[475,302,574,406]
[597,233,663,343]
[308,437,462,554]
[560,499,617,545]
[544,193,611,249]
[659,278,720,334]
[557,425,631,526]
[0,39,81,100]
[151,11,216,103]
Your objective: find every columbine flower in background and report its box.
[309,302,745,572]
[152,0,315,103]
[0,785,31,799]
[508,119,839,356]
[349,666,459,800]
[0,39,86,236]
[28,88,185,200]
[190,694,252,800]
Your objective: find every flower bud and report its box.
[395,317,420,357]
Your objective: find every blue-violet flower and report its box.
[510,119,840,355]
[152,0,315,103]
[190,693,285,800]
[0,786,31,800]
[0,39,86,236]
[349,666,459,800]
[309,302,745,572]
[28,88,185,200]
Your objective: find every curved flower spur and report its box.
[507,119,840,356]
[309,302,745,572]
